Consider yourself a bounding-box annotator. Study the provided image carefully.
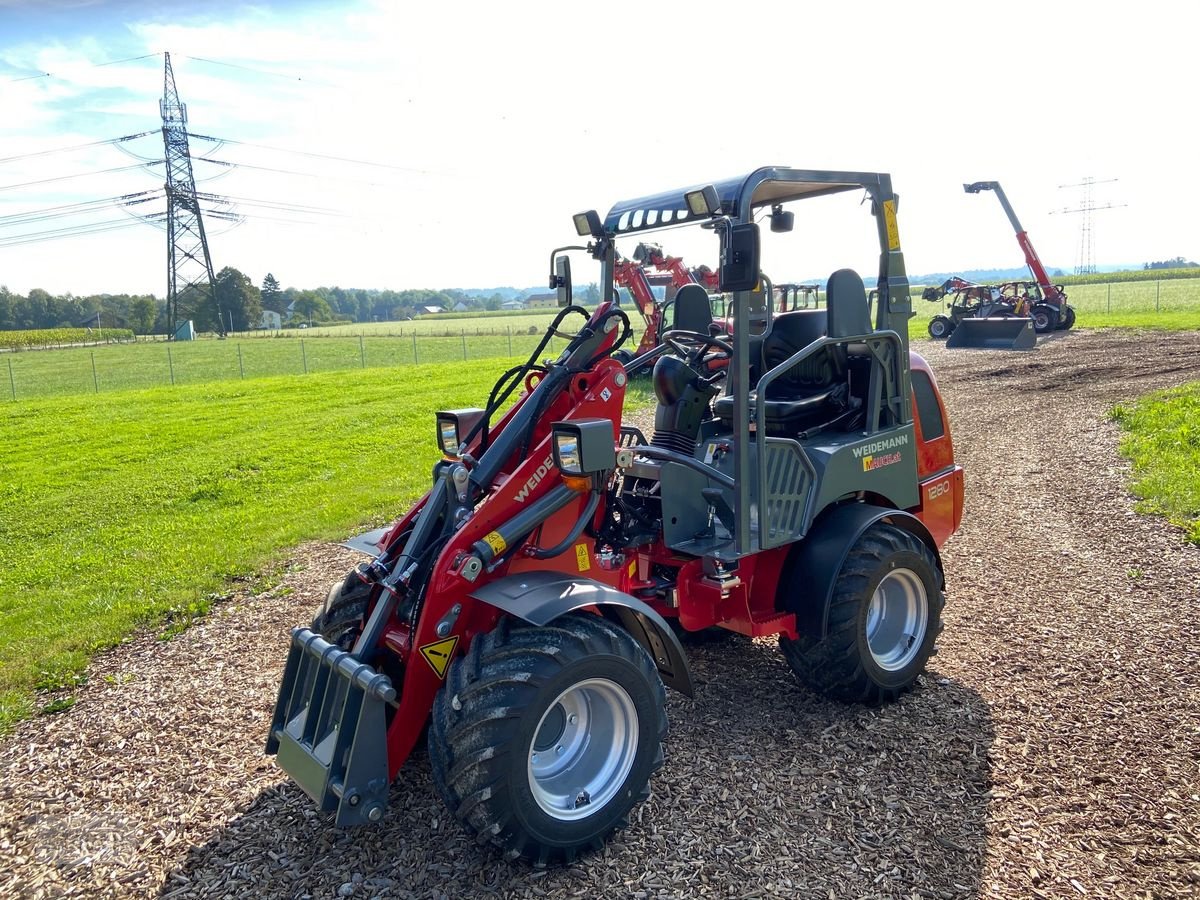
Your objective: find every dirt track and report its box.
[1,329,1198,899]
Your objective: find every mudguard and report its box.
[782,503,942,639]
[470,572,695,697]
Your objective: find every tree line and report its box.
[0,268,596,334]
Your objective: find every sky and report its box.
[0,0,1196,298]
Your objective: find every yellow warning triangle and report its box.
[419,635,459,679]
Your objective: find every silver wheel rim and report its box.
[528,678,638,821]
[865,568,929,672]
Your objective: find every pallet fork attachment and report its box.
[266,628,396,826]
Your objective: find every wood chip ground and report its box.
[1,329,1198,899]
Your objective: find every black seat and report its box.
[667,283,714,334]
[713,269,870,434]
[713,308,837,431]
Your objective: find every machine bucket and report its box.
[266,627,396,826]
[945,317,1036,350]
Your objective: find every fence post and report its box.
[507,326,512,356]
[462,329,467,361]
[301,339,308,373]
[359,334,366,368]
[1156,280,1160,312]
[7,357,14,400]
[412,332,418,364]
[90,352,98,393]
[238,343,245,379]
[1107,282,1111,312]
[167,345,175,385]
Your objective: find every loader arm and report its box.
[964,181,1064,306]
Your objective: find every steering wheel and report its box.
[661,329,733,366]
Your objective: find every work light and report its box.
[435,408,486,457]
[684,185,721,217]
[551,419,616,479]
[573,209,603,238]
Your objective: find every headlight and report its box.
[435,408,486,457]
[551,419,615,478]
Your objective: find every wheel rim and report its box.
[865,569,929,672]
[528,678,639,821]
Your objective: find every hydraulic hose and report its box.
[526,490,601,559]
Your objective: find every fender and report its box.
[469,571,694,697]
[782,503,943,639]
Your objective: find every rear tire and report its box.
[1031,304,1059,333]
[927,315,954,340]
[1057,305,1076,330]
[779,523,943,704]
[429,613,667,865]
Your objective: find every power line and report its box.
[1,52,161,85]
[189,132,448,176]
[0,162,163,193]
[0,190,163,228]
[0,213,166,248]
[0,132,158,166]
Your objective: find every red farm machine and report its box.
[613,242,722,372]
[933,181,1075,349]
[266,167,966,865]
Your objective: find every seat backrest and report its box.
[826,268,871,338]
[761,309,831,390]
[667,283,714,334]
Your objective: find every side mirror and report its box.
[718,222,760,292]
[553,255,573,306]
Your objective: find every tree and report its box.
[130,296,158,334]
[261,273,284,313]
[214,266,263,332]
[292,291,332,324]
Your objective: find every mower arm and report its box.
[469,571,695,697]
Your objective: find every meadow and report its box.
[7,278,1198,401]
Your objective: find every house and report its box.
[524,292,557,309]
[260,310,282,330]
[453,301,471,312]
[501,299,525,311]
[418,305,446,316]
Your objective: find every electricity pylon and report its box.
[161,52,223,336]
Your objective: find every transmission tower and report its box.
[161,52,223,336]
[1052,177,1123,275]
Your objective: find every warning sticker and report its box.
[482,531,506,555]
[419,636,459,678]
[575,543,591,572]
[883,200,901,250]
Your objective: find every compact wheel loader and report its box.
[266,167,966,864]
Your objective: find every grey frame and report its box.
[602,167,914,557]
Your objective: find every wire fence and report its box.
[4,279,1196,401]
[2,328,590,401]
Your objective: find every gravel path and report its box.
[1,329,1198,899]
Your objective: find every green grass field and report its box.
[1111,383,1200,544]
[0,359,655,730]
[0,362,526,728]
[4,328,579,399]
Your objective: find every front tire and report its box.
[429,613,667,865]
[779,523,944,704]
[311,568,372,649]
[1031,304,1059,333]
[1056,305,1076,330]
[927,315,954,340]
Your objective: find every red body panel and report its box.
[908,352,965,546]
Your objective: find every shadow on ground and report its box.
[161,637,993,899]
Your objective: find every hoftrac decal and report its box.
[862,452,902,472]
[852,434,908,473]
[514,455,555,503]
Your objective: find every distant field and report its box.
[5,326,584,400]
[236,311,562,338]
